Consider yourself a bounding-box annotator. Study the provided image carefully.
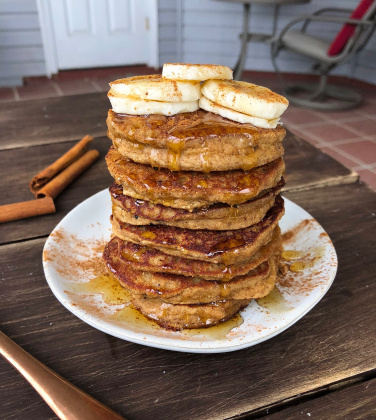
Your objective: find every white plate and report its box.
[43,190,337,353]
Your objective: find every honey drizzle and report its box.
[116,155,266,206]
[229,205,239,219]
[221,266,234,282]
[219,283,231,298]
[116,111,261,174]
[166,137,185,171]
[208,236,245,266]
[141,230,157,240]
[120,247,147,263]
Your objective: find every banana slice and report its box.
[162,63,233,81]
[199,96,279,128]
[201,80,288,120]
[110,75,201,102]
[108,92,199,116]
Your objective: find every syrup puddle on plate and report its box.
[281,246,326,272]
[256,287,292,313]
[180,312,244,341]
[63,239,326,342]
[67,273,130,305]
[64,273,244,341]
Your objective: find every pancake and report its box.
[132,295,249,330]
[105,227,281,281]
[107,110,285,172]
[104,238,277,304]
[106,147,285,210]
[110,179,284,230]
[111,195,284,265]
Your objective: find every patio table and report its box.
[0,92,375,419]
[214,0,311,79]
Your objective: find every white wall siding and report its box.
[158,0,179,65]
[158,0,375,85]
[0,0,46,87]
[0,0,374,87]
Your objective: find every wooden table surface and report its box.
[0,93,375,420]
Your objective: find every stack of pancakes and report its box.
[103,64,288,330]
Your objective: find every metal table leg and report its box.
[233,3,250,80]
[272,5,280,37]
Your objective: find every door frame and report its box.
[37,0,159,77]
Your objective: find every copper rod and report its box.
[0,331,125,420]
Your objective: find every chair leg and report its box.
[304,72,328,101]
[284,67,362,110]
[233,3,250,80]
[270,43,286,89]
[271,44,363,110]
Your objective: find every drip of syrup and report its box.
[228,205,239,219]
[166,138,185,171]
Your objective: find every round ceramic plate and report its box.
[43,190,337,353]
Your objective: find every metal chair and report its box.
[271,3,376,110]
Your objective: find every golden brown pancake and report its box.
[110,179,284,230]
[106,147,285,210]
[132,295,249,330]
[105,228,281,281]
[111,195,284,265]
[104,239,277,304]
[107,110,285,172]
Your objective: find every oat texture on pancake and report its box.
[103,63,289,330]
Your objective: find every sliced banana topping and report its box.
[201,79,288,120]
[108,93,199,116]
[162,63,233,81]
[199,96,279,129]
[107,64,288,123]
[110,75,201,102]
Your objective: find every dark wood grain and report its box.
[0,137,112,245]
[0,93,108,150]
[283,132,358,191]
[264,378,376,420]
[0,91,368,420]
[1,182,375,420]
[0,132,356,245]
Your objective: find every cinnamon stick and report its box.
[30,135,94,193]
[36,149,100,199]
[0,197,55,224]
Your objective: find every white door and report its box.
[47,0,154,70]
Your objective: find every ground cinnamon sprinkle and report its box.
[65,290,107,318]
[282,219,315,243]
[46,227,107,280]
[278,219,333,296]
[43,249,52,263]
[50,228,65,243]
